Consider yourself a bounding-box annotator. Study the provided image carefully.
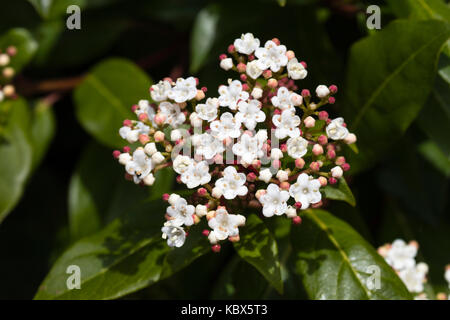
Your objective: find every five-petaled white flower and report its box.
[271,87,295,111]
[166,196,195,226]
[232,130,267,165]
[215,166,248,200]
[181,161,211,189]
[210,112,242,140]
[255,40,288,72]
[195,97,219,122]
[272,109,301,139]
[173,155,193,174]
[150,80,172,102]
[208,207,246,242]
[125,148,154,184]
[235,99,266,130]
[289,173,321,209]
[385,239,417,271]
[287,136,309,159]
[259,183,290,217]
[246,60,263,80]
[161,221,186,247]
[159,101,186,128]
[326,117,349,140]
[195,133,225,160]
[167,77,197,103]
[234,33,260,55]
[218,80,249,110]
[398,263,428,293]
[287,58,307,80]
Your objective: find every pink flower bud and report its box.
[292,216,302,225]
[211,244,221,253]
[312,144,323,156]
[201,86,208,92]
[342,163,350,171]
[318,111,329,121]
[300,61,307,68]
[242,83,249,91]
[280,181,290,190]
[252,160,261,170]
[219,54,227,60]
[327,149,336,159]
[123,119,132,127]
[328,97,336,104]
[202,229,210,236]
[301,89,310,97]
[295,158,305,169]
[263,69,273,79]
[318,176,328,186]
[227,44,235,53]
[196,89,205,100]
[267,78,278,88]
[247,172,257,182]
[329,85,338,94]
[240,74,247,82]
[138,113,148,121]
[329,177,337,185]
[286,50,295,60]
[272,38,281,45]
[154,131,165,142]
[197,188,207,196]
[139,134,150,145]
[162,193,170,201]
[309,161,320,171]
[7,46,17,56]
[131,104,138,112]
[335,156,346,166]
[112,150,121,159]
[123,146,131,153]
[318,135,328,145]
[237,62,246,73]
[248,54,255,61]
[154,113,166,125]
[304,116,316,128]
[280,143,287,152]
[294,202,302,209]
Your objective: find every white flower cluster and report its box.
[0,46,17,102]
[114,33,358,251]
[378,239,450,300]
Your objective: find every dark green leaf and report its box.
[74,58,152,148]
[291,209,413,300]
[30,101,55,171]
[322,177,356,207]
[233,214,283,293]
[418,140,450,177]
[386,0,450,21]
[344,20,450,171]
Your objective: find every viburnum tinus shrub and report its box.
[113,33,357,252]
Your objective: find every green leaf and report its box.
[277,0,287,7]
[386,0,450,21]
[418,140,450,177]
[322,177,356,207]
[28,0,112,19]
[0,98,33,223]
[148,167,175,201]
[68,143,149,241]
[35,199,210,300]
[74,58,152,148]
[30,101,55,171]
[0,28,37,74]
[190,4,220,73]
[344,19,450,171]
[233,214,283,293]
[291,209,413,300]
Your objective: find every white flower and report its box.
[125,148,153,184]
[181,161,211,189]
[189,112,203,127]
[289,173,321,209]
[385,239,417,270]
[258,168,273,183]
[195,204,208,217]
[151,152,165,164]
[399,263,428,293]
[270,148,283,160]
[218,80,249,110]
[210,112,242,140]
[144,142,157,156]
[326,117,349,140]
[195,97,219,122]
[232,131,266,165]
[195,133,225,160]
[166,196,195,226]
[330,166,343,179]
[135,100,156,126]
[151,80,172,102]
[287,58,307,80]
[119,126,139,143]
[220,58,233,70]
[276,170,289,182]
[215,166,248,200]
[208,207,245,241]
[272,109,301,139]
[271,87,295,111]
[118,153,132,165]
[161,221,186,248]
[235,99,266,130]
[251,87,263,99]
[167,77,197,103]
[234,33,260,55]
[259,183,290,217]
[286,205,297,218]
[255,40,288,72]
[159,101,186,128]
[168,193,181,206]
[143,173,155,186]
[286,136,308,159]
[316,85,330,98]
[173,155,193,174]
[246,60,264,79]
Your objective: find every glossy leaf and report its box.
[0,98,33,223]
[291,209,413,300]
[344,20,450,171]
[322,177,356,207]
[30,101,55,171]
[418,141,450,177]
[0,28,37,74]
[190,4,220,73]
[74,58,152,148]
[233,214,283,293]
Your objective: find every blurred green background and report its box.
[0,0,448,299]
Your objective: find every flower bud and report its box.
[170,129,182,141]
[292,216,302,225]
[343,133,357,144]
[304,116,315,128]
[309,161,320,171]
[144,142,157,156]
[330,166,343,178]
[328,177,337,185]
[318,176,328,187]
[267,78,278,88]
[195,89,205,100]
[112,150,121,159]
[286,50,295,60]
[318,135,328,145]
[316,85,330,98]
[152,152,165,164]
[259,168,273,183]
[251,87,263,99]
[154,131,165,142]
[341,163,350,171]
[237,62,246,73]
[329,85,338,94]
[247,172,257,182]
[312,144,323,156]
[335,156,346,166]
[276,170,289,182]
[212,187,223,199]
[0,54,10,66]
[263,70,272,79]
[220,58,233,71]
[271,148,283,160]
[154,113,166,126]
[286,206,297,218]
[301,89,310,97]
[318,111,329,121]
[295,158,305,169]
[211,244,221,252]
[280,181,290,190]
[139,134,150,145]
[290,93,303,106]
[195,204,208,217]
